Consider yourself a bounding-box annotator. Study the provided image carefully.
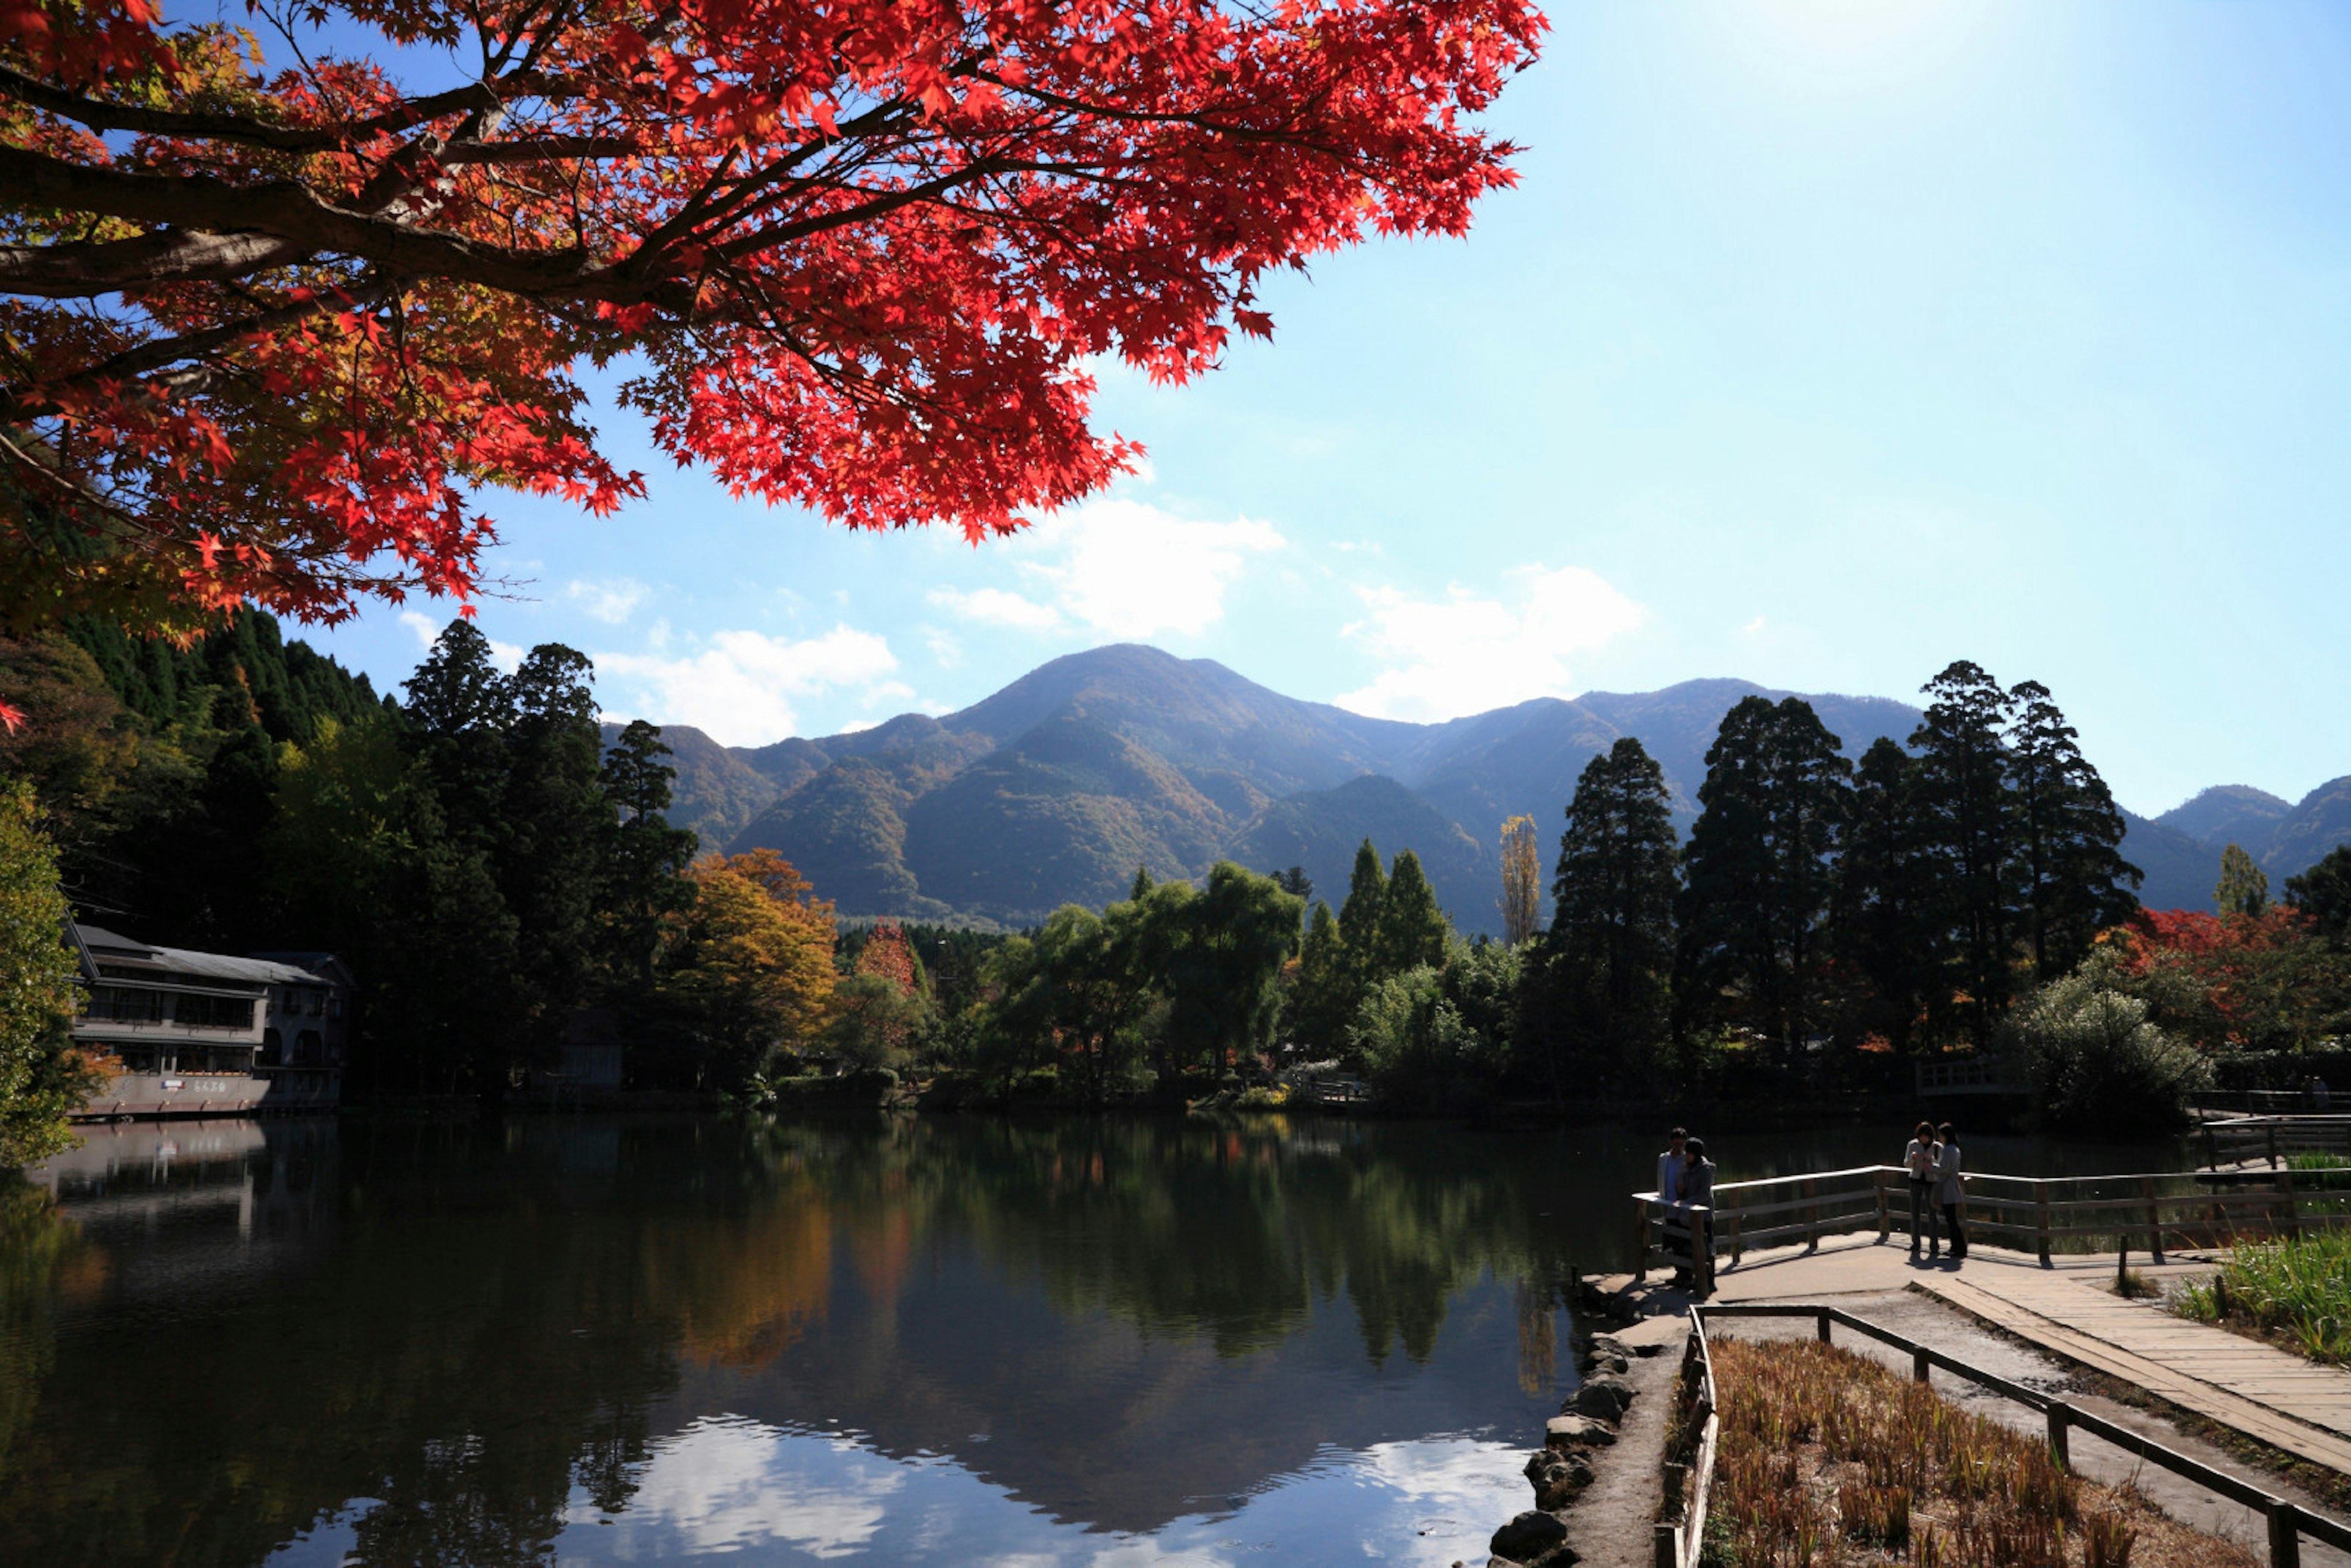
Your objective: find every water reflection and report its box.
[0,1112,2188,1566]
[1,1114,1592,1566]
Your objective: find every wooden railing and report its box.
[1690,1303,2351,1568]
[1652,1309,1720,1568]
[2201,1115,2351,1170]
[1632,1163,2351,1280]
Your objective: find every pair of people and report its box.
[1659,1127,1717,1288]
[1902,1120,1966,1261]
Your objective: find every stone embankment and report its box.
[1478,1309,1689,1568]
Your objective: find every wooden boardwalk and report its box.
[1620,1236,2351,1477]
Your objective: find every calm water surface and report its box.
[1,1112,2185,1567]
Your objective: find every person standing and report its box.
[1934,1122,1967,1261]
[1657,1127,1688,1281]
[1657,1127,1687,1208]
[1904,1121,1941,1258]
[1680,1138,1718,1295]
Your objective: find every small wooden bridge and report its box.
[1633,1160,2349,1286]
[2200,1114,2351,1170]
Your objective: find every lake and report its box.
[0,1112,2186,1567]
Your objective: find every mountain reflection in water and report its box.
[4,1113,1621,1567]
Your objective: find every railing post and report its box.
[1633,1197,1651,1280]
[1816,1309,1831,1345]
[1727,1189,1742,1266]
[1876,1167,1889,1243]
[2145,1175,2165,1264]
[2045,1400,2071,1471]
[2268,1499,2302,1568]
[1913,1345,1930,1382]
[2282,1165,2301,1242]
[1805,1177,1820,1253]
[2268,1123,2279,1171]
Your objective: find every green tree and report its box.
[1911,661,2019,1046]
[2009,951,2210,1135]
[1288,899,1354,1060]
[2006,680,2139,980]
[978,902,1154,1103]
[2216,843,2270,918]
[1154,863,1305,1075]
[1833,738,1941,1053]
[1337,839,1387,983]
[1675,696,1850,1057]
[1526,738,1679,1095]
[601,721,698,986]
[0,782,100,1165]
[1375,849,1452,978]
[2287,846,2351,947]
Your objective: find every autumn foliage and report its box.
[2101,906,2350,1052]
[0,0,1543,632]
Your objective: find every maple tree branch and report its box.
[0,229,313,297]
[0,144,699,307]
[0,62,588,152]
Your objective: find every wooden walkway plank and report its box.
[1914,1268,2351,1477]
[1673,1235,2351,1477]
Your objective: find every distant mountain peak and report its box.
[612,643,2344,930]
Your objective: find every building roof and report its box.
[72,925,340,989]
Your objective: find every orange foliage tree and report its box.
[667,849,836,1086]
[0,0,1544,635]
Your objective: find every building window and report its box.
[260,1028,283,1066]
[172,993,255,1030]
[293,1030,324,1065]
[83,986,167,1024]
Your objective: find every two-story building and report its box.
[69,925,353,1119]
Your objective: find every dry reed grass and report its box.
[1702,1337,2263,1568]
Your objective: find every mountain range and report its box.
[604,645,2351,934]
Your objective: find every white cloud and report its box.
[928,586,1065,632]
[598,626,899,745]
[566,577,649,624]
[1741,614,1768,635]
[1013,493,1282,638]
[1334,565,1645,722]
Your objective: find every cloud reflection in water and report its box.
[549,1416,1522,1565]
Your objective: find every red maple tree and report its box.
[0,0,1544,635]
[854,919,920,994]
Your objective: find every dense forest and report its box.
[4,619,2350,1144]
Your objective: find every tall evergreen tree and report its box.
[1289,899,1353,1058]
[2216,844,2270,918]
[1676,696,1851,1056]
[602,721,699,985]
[1527,738,1679,1095]
[1911,661,2019,1046]
[1337,838,1387,973]
[500,645,615,1070]
[2287,846,2351,947]
[1376,849,1451,977]
[1834,739,1941,1054]
[2006,680,2139,978]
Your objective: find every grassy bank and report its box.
[1703,1336,2255,1567]
[2170,1230,2351,1365]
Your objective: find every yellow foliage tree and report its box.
[1499,815,1542,947]
[670,850,838,1088]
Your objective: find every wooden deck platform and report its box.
[1603,1236,2351,1478]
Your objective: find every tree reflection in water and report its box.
[0,1112,1605,1566]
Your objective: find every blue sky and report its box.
[305,1,2351,817]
